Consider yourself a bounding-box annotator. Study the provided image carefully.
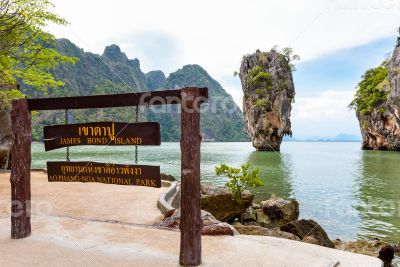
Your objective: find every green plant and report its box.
[254,98,270,109]
[281,47,300,71]
[0,89,25,110]
[349,60,390,115]
[255,88,265,95]
[247,65,272,88]
[215,162,264,203]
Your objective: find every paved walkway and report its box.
[0,172,383,267]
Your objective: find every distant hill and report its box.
[21,39,249,142]
[284,134,361,142]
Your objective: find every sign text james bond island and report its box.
[9,88,208,266]
[44,122,160,150]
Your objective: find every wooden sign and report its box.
[47,161,161,188]
[44,122,160,151]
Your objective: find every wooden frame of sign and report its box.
[10,87,208,266]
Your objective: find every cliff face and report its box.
[357,36,400,150]
[19,39,248,142]
[239,49,295,151]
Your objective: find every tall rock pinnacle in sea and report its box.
[239,49,295,151]
[352,29,400,150]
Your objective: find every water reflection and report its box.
[247,151,294,201]
[354,150,400,242]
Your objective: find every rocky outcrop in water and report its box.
[239,49,295,151]
[356,30,400,150]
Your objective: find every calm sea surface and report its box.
[32,142,400,242]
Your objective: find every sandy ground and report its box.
[0,172,383,267]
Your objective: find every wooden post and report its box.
[179,88,202,266]
[10,99,31,239]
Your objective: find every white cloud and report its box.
[291,90,360,136]
[47,0,399,75]
[45,0,398,135]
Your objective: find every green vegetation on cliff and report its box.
[247,65,272,90]
[21,39,248,142]
[349,60,390,115]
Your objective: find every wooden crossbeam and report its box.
[27,87,208,111]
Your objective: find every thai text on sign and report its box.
[47,161,161,188]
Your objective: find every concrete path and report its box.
[0,172,383,267]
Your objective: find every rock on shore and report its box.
[153,209,237,236]
[239,49,295,151]
[241,194,299,228]
[232,221,300,240]
[200,184,253,222]
[280,219,335,248]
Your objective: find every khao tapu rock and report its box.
[241,194,299,228]
[153,209,237,236]
[200,184,254,222]
[352,28,400,150]
[280,219,335,248]
[239,49,295,151]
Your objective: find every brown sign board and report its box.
[44,122,160,151]
[47,161,161,188]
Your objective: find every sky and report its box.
[46,0,400,137]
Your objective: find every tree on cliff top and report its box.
[0,0,76,103]
[349,59,390,115]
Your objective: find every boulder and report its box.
[160,173,176,181]
[254,208,272,227]
[260,194,299,227]
[378,245,395,267]
[153,209,237,236]
[201,184,253,222]
[241,195,299,228]
[241,206,256,222]
[280,219,334,248]
[232,222,299,240]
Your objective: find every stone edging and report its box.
[157,181,180,215]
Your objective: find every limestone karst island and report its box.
[1,1,400,267]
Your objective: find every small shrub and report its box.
[215,162,264,203]
[247,65,272,89]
